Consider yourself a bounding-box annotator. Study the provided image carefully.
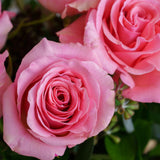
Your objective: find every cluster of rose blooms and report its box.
[0,0,160,159]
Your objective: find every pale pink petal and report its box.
[27,82,52,137]
[0,11,13,49]
[84,10,118,74]
[143,34,160,52]
[124,61,154,75]
[17,56,55,112]
[146,52,160,71]
[62,0,99,17]
[69,99,97,134]
[3,84,66,160]
[123,70,160,103]
[120,70,135,88]
[38,0,67,13]
[57,15,86,43]
[31,130,87,147]
[38,0,99,17]
[81,61,115,135]
[0,51,11,117]
[96,0,114,32]
[93,89,115,135]
[68,0,99,12]
[16,38,101,79]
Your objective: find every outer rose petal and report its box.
[38,0,67,13]
[83,10,118,74]
[123,70,160,103]
[81,61,115,135]
[57,15,86,43]
[66,0,99,12]
[62,0,100,18]
[3,84,66,160]
[146,52,160,71]
[0,11,13,49]
[38,0,99,17]
[0,51,11,117]
[15,38,101,81]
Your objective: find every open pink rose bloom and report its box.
[38,0,99,17]
[3,39,115,160]
[58,0,160,103]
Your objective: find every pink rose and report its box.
[58,0,160,103]
[0,3,13,50]
[0,51,11,117]
[3,38,115,160]
[38,0,99,18]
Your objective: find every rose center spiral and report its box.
[58,93,65,101]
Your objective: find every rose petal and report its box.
[123,70,160,102]
[57,15,86,43]
[3,84,66,160]
[0,11,13,49]
[147,52,160,71]
[84,10,118,74]
[0,51,11,117]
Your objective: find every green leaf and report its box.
[2,0,12,10]
[135,103,160,124]
[133,119,152,160]
[16,0,25,11]
[90,154,111,160]
[152,124,160,139]
[28,0,39,8]
[105,134,136,160]
[148,103,160,124]
[149,143,160,157]
[134,119,152,153]
[75,137,94,160]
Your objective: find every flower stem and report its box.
[8,13,55,39]
[23,13,55,27]
[8,18,28,40]
[16,0,25,12]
